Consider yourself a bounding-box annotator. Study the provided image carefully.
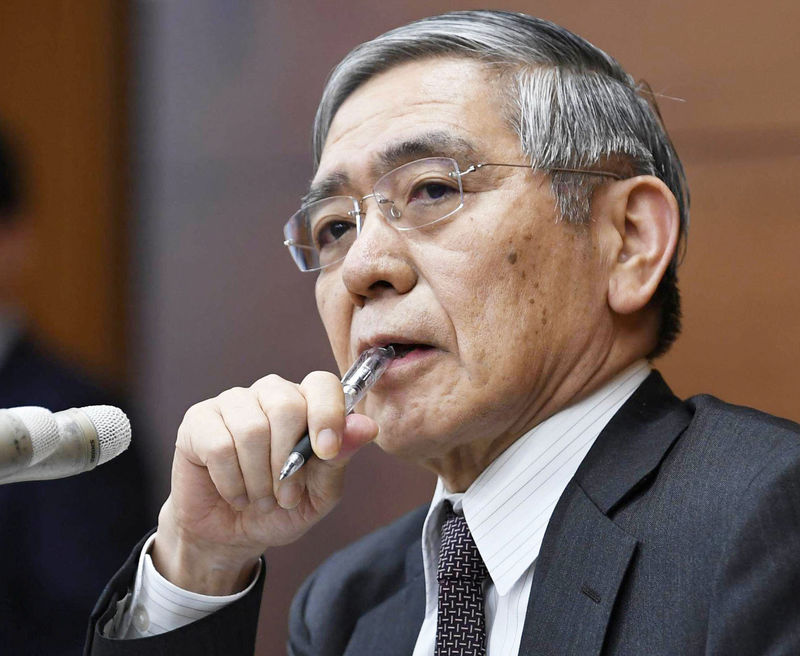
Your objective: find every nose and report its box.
[340,198,417,304]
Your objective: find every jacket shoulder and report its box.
[686,394,800,459]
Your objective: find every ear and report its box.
[603,176,680,315]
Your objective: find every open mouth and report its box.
[386,343,434,359]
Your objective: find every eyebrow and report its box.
[302,132,480,206]
[302,171,350,206]
[374,132,479,173]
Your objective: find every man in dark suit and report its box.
[0,126,151,655]
[85,11,800,655]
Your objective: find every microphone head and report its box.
[80,405,131,465]
[9,406,60,465]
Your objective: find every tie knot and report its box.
[437,505,488,583]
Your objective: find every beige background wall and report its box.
[1,1,798,654]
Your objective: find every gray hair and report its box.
[312,10,689,357]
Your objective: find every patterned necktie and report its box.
[435,504,490,656]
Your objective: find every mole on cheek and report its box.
[506,251,518,265]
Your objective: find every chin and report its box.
[373,426,436,462]
[373,418,472,468]
[373,428,417,457]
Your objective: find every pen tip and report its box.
[280,452,305,481]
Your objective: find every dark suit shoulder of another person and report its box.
[0,334,115,408]
[0,334,152,656]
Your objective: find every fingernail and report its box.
[277,481,301,509]
[316,428,340,459]
[232,495,249,510]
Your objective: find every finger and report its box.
[216,387,273,506]
[335,413,380,461]
[250,374,310,507]
[302,413,379,513]
[178,402,248,510]
[299,370,347,461]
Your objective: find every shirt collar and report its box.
[420,360,652,598]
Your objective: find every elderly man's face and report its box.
[313,58,613,481]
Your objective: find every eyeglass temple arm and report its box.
[459,162,623,180]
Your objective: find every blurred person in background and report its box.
[0,125,151,655]
[86,11,799,656]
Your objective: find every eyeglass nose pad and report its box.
[374,193,402,221]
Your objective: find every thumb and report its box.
[299,413,378,511]
[331,413,380,464]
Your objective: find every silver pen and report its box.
[278,345,395,481]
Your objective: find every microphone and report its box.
[0,405,131,484]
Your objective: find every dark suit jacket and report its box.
[86,372,800,655]
[0,335,151,656]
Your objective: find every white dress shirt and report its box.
[113,360,651,644]
[412,359,651,655]
[107,532,262,637]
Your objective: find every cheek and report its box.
[315,276,350,361]
[424,233,543,372]
[443,227,592,363]
[457,231,543,319]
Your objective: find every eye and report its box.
[314,217,356,249]
[407,179,459,205]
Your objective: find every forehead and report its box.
[312,57,522,192]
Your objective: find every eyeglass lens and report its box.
[284,157,464,271]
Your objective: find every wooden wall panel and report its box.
[0,1,128,382]
[659,153,800,420]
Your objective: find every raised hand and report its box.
[150,371,379,595]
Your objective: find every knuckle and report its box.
[205,439,237,465]
[216,386,249,403]
[252,373,288,390]
[251,377,307,414]
[300,370,338,389]
[182,400,209,423]
[232,419,269,447]
[177,401,215,449]
[258,389,306,419]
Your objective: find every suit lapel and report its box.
[573,371,692,515]
[519,372,692,655]
[519,483,636,656]
[344,537,426,656]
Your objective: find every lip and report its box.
[356,334,439,359]
[383,345,438,370]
